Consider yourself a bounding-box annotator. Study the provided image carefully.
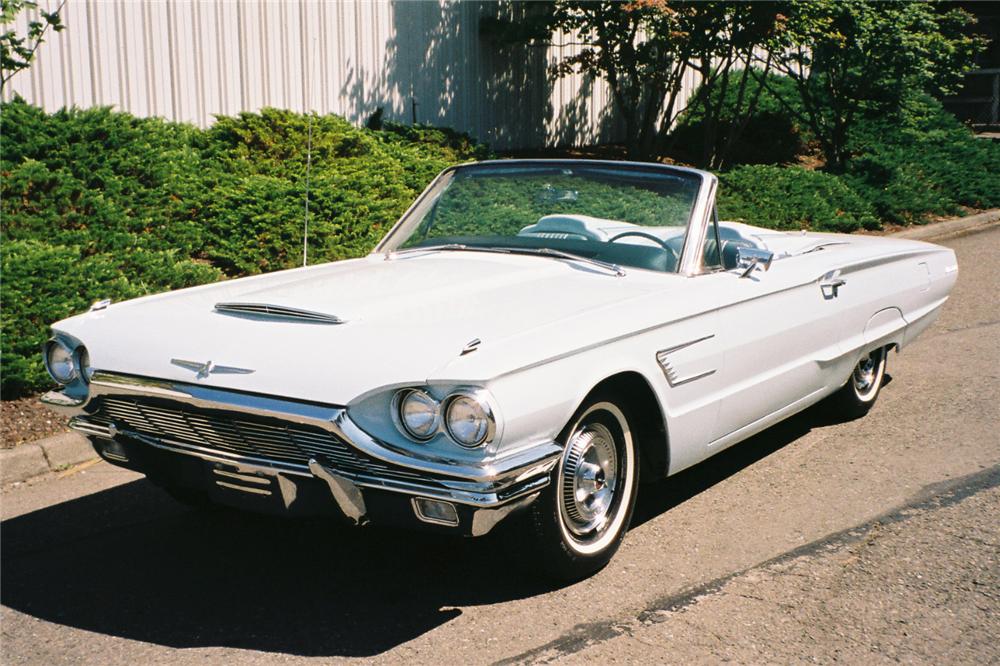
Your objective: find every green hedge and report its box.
[718,165,880,232]
[844,94,1000,224]
[0,99,487,397]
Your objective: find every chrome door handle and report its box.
[819,276,846,298]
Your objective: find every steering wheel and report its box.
[607,231,679,262]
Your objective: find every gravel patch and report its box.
[1,396,69,448]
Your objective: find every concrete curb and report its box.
[892,209,1000,241]
[2,209,997,488]
[1,432,94,485]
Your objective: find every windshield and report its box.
[377,161,705,273]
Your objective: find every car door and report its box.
[704,253,850,447]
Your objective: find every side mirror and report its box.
[736,247,774,278]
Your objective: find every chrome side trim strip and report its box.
[68,417,113,438]
[667,369,716,387]
[835,249,945,276]
[656,334,717,387]
[657,334,715,356]
[215,481,272,496]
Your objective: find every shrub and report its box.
[718,165,879,232]
[843,94,1000,224]
[0,240,222,397]
[670,71,809,167]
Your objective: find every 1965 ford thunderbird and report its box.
[41,160,957,580]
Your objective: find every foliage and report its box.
[672,70,807,167]
[486,0,984,169]
[843,94,1000,224]
[0,0,64,92]
[673,75,1000,227]
[0,98,487,396]
[718,165,879,233]
[758,0,985,171]
[411,170,696,243]
[482,1,784,161]
[0,240,222,396]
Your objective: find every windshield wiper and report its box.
[387,244,626,277]
[386,243,468,257]
[487,246,626,277]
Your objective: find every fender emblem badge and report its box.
[171,359,255,379]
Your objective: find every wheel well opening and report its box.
[585,372,668,482]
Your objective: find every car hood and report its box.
[55,252,665,404]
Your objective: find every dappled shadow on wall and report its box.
[0,392,861,657]
[337,1,585,151]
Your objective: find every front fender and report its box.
[485,345,668,457]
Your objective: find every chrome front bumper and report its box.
[43,372,559,535]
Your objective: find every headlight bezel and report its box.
[444,390,496,448]
[42,337,91,386]
[389,386,497,448]
[43,338,79,385]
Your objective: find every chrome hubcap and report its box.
[853,351,880,392]
[560,423,618,536]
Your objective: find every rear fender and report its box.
[863,307,905,355]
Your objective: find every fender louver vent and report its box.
[214,302,346,325]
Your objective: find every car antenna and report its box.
[303,112,313,267]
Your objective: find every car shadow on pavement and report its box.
[1,395,867,658]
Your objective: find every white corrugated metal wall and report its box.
[2,0,704,150]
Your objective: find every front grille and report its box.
[91,396,426,482]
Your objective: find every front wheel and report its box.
[515,394,639,582]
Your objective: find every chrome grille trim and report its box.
[94,395,427,483]
[62,371,561,506]
[214,302,346,325]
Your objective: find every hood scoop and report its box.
[214,302,347,325]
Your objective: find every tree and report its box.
[0,0,64,94]
[482,1,783,161]
[755,0,984,171]
[669,3,785,169]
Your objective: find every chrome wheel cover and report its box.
[853,349,882,394]
[559,422,619,537]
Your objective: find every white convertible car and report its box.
[42,160,957,579]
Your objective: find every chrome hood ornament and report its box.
[170,358,255,379]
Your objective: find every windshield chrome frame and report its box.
[372,159,717,276]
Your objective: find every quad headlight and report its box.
[391,387,496,447]
[445,393,494,448]
[394,389,440,441]
[43,339,79,384]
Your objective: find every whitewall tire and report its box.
[515,392,640,581]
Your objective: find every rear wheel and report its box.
[515,393,639,581]
[828,347,888,419]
